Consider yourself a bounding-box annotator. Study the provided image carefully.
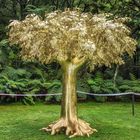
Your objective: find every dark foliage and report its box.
[0,0,140,104]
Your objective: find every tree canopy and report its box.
[9,10,136,68]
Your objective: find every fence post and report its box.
[132,94,135,116]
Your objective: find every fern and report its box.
[101,88,113,94]
[1,66,31,80]
[0,39,8,47]
[129,73,137,81]
[25,4,53,17]
[118,80,140,93]
[102,80,119,93]
[131,87,140,93]
[77,79,90,100]
[118,85,131,92]
[22,96,35,105]
[45,80,62,102]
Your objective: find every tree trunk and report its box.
[61,62,78,122]
[42,62,97,138]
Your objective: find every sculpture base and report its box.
[41,118,97,138]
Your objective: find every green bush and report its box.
[87,72,120,102]
[0,66,51,104]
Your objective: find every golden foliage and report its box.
[8,10,136,67]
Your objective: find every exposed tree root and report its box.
[41,118,97,138]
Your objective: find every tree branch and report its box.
[72,57,86,67]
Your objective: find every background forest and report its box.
[0,0,140,104]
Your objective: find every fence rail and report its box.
[0,91,139,116]
[0,91,140,96]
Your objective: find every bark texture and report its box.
[42,62,97,138]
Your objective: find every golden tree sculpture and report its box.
[8,10,136,138]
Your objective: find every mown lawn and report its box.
[0,102,140,140]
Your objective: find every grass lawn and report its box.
[0,102,140,140]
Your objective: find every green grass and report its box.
[0,102,140,140]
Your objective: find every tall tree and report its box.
[8,10,136,137]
